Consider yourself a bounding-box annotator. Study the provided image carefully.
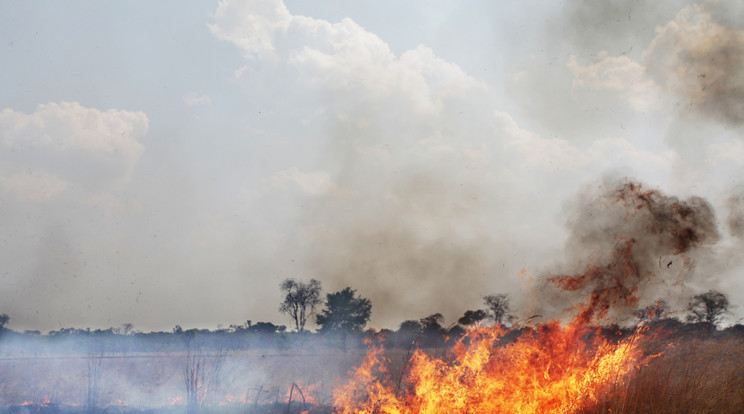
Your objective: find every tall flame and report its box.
[333,318,643,413]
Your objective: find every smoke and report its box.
[556,0,744,128]
[0,334,346,410]
[299,169,516,328]
[645,2,744,126]
[727,194,744,238]
[558,0,688,57]
[537,178,721,323]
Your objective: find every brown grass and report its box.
[585,333,744,414]
[1,332,742,413]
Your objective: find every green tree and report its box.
[398,320,422,334]
[279,278,322,333]
[420,313,445,334]
[247,321,286,334]
[316,287,372,334]
[458,309,487,326]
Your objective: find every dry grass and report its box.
[0,347,367,409]
[585,332,744,414]
[1,330,742,413]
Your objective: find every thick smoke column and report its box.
[541,179,720,323]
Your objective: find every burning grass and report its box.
[585,325,744,414]
[326,322,743,414]
[334,322,641,413]
[1,324,742,414]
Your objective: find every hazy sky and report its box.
[1,0,743,332]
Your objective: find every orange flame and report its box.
[334,319,643,413]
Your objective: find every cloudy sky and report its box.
[1,0,743,332]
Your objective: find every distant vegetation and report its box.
[0,284,742,413]
[0,286,737,354]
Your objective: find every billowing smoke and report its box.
[299,169,515,329]
[556,0,744,127]
[645,2,744,126]
[558,0,687,56]
[535,178,721,324]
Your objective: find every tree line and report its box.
[0,281,737,353]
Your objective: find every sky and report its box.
[1,0,743,333]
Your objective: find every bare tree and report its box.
[687,290,729,324]
[634,299,668,324]
[119,322,134,336]
[279,278,322,333]
[483,294,513,326]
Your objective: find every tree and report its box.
[246,321,286,335]
[398,320,423,334]
[686,290,729,324]
[279,278,322,333]
[458,309,487,326]
[419,313,447,347]
[634,299,668,324]
[0,313,8,330]
[316,287,372,334]
[420,313,445,334]
[120,323,134,336]
[483,294,513,326]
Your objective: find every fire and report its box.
[334,319,643,413]
[18,396,54,408]
[332,182,687,414]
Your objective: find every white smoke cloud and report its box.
[567,52,662,111]
[2,0,744,332]
[645,3,744,125]
[0,102,147,164]
[0,102,148,190]
[207,0,727,327]
[264,167,348,197]
[0,170,68,202]
[211,0,484,118]
[182,92,213,107]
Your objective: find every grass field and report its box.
[585,330,744,414]
[1,325,742,413]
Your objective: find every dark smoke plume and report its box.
[542,179,720,323]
